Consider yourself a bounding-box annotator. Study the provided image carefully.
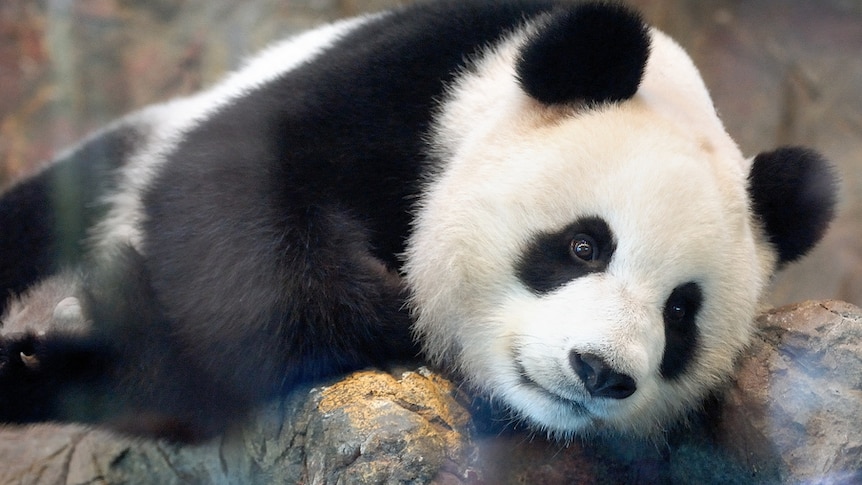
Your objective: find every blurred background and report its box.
[0,0,859,307]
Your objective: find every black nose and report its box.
[570,351,636,399]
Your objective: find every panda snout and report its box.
[569,351,636,399]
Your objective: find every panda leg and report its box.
[0,248,252,442]
[85,246,255,441]
[0,330,245,442]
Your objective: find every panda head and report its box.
[405,3,837,440]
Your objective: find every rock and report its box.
[2,301,862,484]
[715,300,862,482]
[0,368,476,485]
[232,368,475,485]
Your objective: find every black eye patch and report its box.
[660,282,703,380]
[516,217,616,294]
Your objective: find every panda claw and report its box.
[20,352,39,370]
[0,334,41,373]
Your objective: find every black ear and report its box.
[748,147,839,265]
[515,2,650,106]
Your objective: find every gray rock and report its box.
[0,368,475,485]
[716,300,862,483]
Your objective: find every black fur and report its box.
[660,281,702,380]
[748,147,838,264]
[516,1,650,105]
[517,216,616,294]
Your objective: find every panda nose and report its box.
[570,351,636,399]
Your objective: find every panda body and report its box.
[0,0,836,441]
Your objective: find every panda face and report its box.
[494,121,763,436]
[406,29,778,439]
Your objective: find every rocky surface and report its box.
[716,300,862,482]
[2,300,861,484]
[0,368,475,485]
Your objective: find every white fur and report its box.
[406,27,778,439]
[89,13,385,255]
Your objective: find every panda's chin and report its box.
[505,366,601,436]
[506,386,598,439]
[506,363,646,438]
[514,363,586,408]
[517,374,590,415]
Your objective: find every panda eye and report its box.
[663,282,702,327]
[569,234,597,262]
[666,302,686,322]
[516,217,615,295]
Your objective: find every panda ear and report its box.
[515,2,650,106]
[748,147,839,265]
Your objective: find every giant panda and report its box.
[0,0,837,442]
